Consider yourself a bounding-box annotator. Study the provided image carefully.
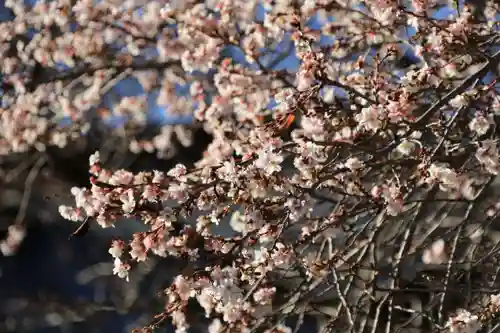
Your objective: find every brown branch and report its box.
[416,50,500,124]
[29,59,182,91]
[14,154,47,226]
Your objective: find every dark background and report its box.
[0,123,215,333]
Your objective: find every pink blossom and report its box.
[355,106,384,131]
[422,239,447,264]
[469,115,490,136]
[0,225,26,256]
[445,309,480,333]
[109,240,125,259]
[344,157,364,171]
[113,258,130,282]
[254,146,284,176]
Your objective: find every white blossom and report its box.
[469,115,490,136]
[355,106,384,131]
[112,258,130,282]
[445,309,480,333]
[422,239,447,265]
[254,146,284,176]
[109,240,124,259]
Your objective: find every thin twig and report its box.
[438,221,462,323]
[14,154,47,226]
[331,266,354,327]
[416,50,500,124]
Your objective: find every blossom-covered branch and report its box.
[12,0,496,332]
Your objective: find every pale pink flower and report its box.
[120,189,136,214]
[443,63,459,78]
[422,239,447,265]
[469,115,490,136]
[173,275,194,301]
[0,225,26,256]
[109,170,135,186]
[490,293,500,309]
[113,258,130,282]
[254,146,284,176]
[355,106,383,131]
[445,309,480,333]
[58,205,84,222]
[0,240,17,256]
[167,164,188,179]
[152,170,165,184]
[301,115,325,141]
[412,0,436,12]
[171,310,189,333]
[167,183,189,203]
[449,94,468,109]
[253,287,276,304]
[130,242,147,262]
[344,157,364,171]
[386,197,404,216]
[89,151,100,166]
[108,240,125,258]
[395,140,421,156]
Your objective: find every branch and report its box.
[29,59,182,91]
[14,154,47,226]
[416,50,500,124]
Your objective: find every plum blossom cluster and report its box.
[445,309,481,333]
[0,0,223,157]
[440,293,500,333]
[49,0,500,332]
